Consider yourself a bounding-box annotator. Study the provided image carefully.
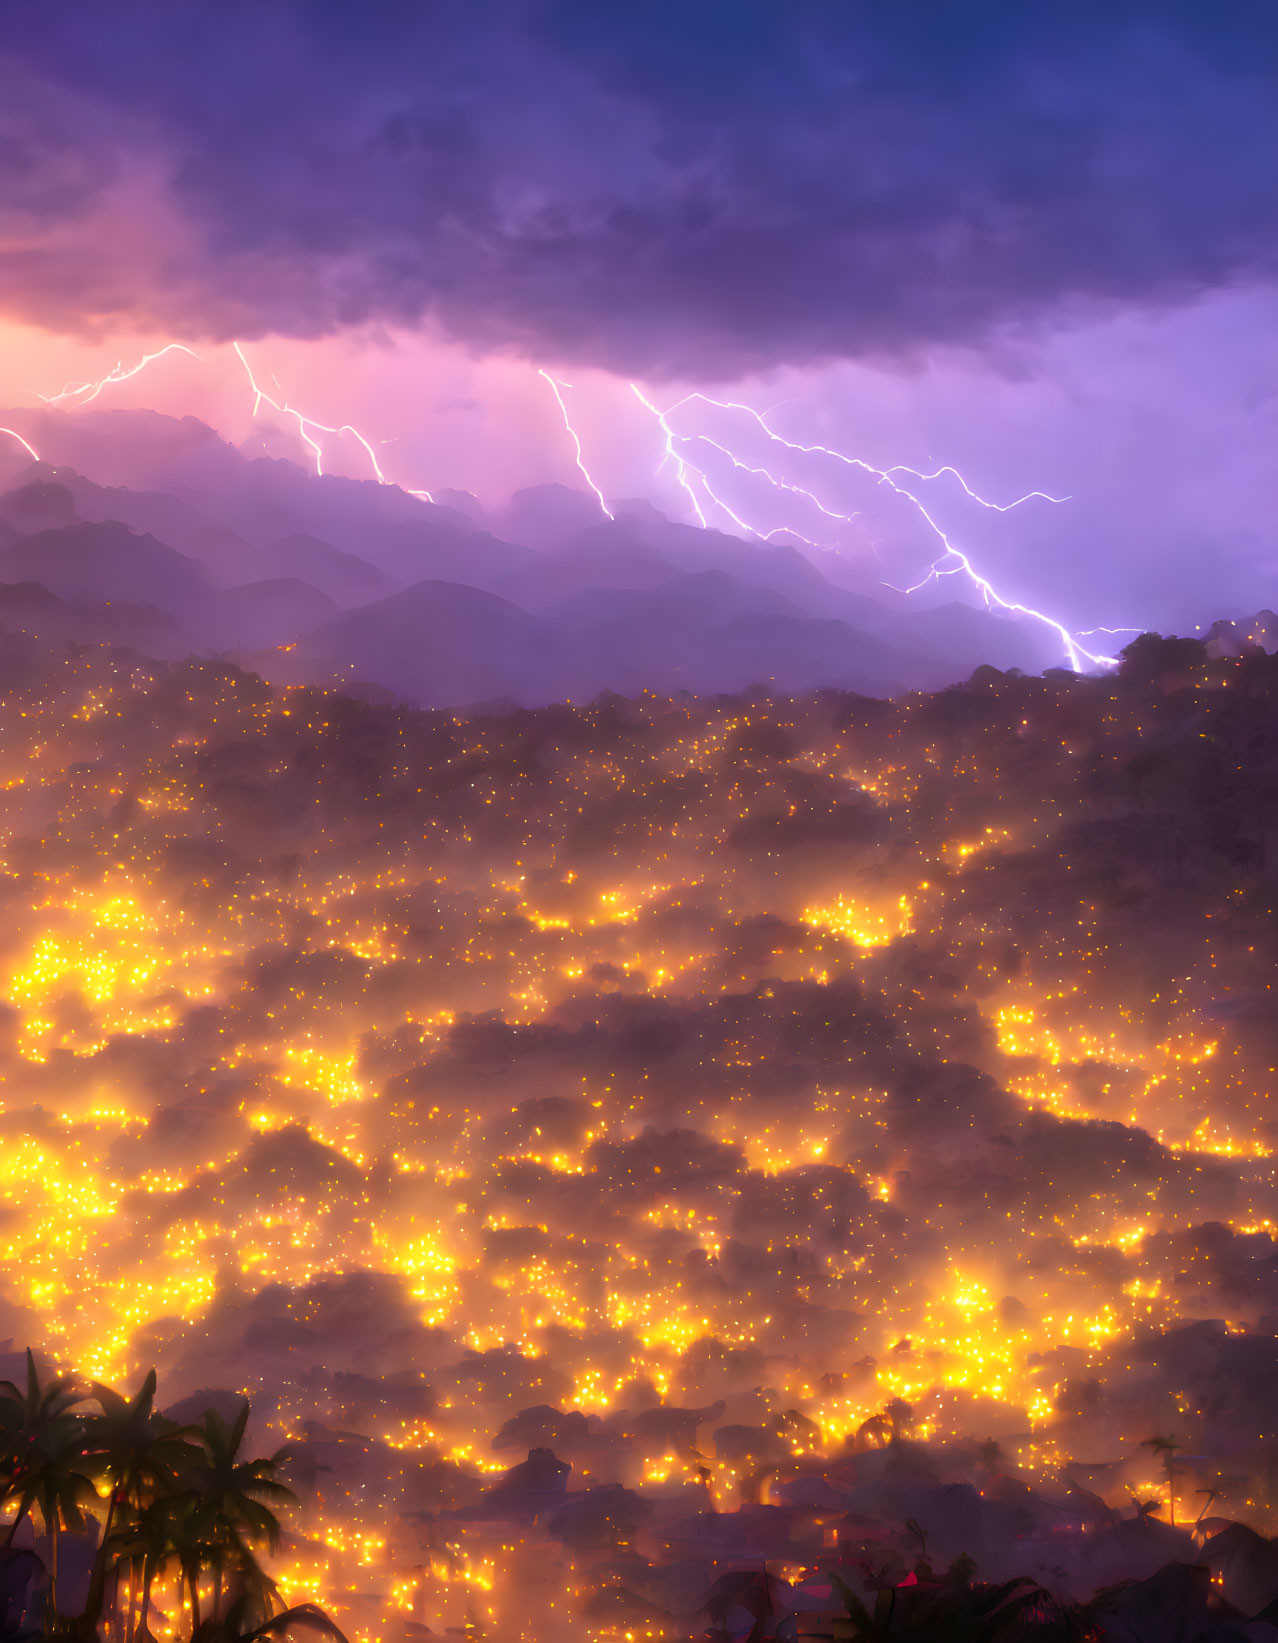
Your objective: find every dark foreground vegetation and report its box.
[2,1341,1275,1643]
[0,1354,338,1643]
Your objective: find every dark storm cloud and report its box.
[0,0,1275,373]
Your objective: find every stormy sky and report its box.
[0,3,1275,636]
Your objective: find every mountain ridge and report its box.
[0,407,1065,708]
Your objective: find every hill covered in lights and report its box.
[5,629,1278,1633]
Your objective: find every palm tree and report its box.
[0,1350,82,1439]
[212,1557,284,1643]
[0,1350,85,1551]
[185,1403,295,1624]
[0,1358,331,1643]
[161,1491,226,1637]
[7,1415,98,1616]
[189,1405,293,1551]
[1141,1434,1181,1527]
[80,1371,203,1634]
[106,1494,183,1643]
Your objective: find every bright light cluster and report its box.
[0,641,1273,1636]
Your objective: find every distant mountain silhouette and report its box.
[303,579,543,704]
[210,578,339,652]
[0,407,1067,706]
[0,576,187,655]
[252,536,386,605]
[493,482,613,551]
[0,519,209,615]
[507,539,686,609]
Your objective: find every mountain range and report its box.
[0,408,1058,707]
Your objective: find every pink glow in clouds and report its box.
[1,283,1275,646]
[0,322,586,503]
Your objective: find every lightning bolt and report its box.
[881,463,1070,510]
[232,341,437,500]
[38,343,203,408]
[629,382,852,548]
[630,384,737,533]
[894,542,1110,672]
[632,387,1126,671]
[232,342,437,503]
[538,370,613,520]
[0,427,41,463]
[663,392,1071,515]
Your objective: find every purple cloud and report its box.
[0,1,1273,375]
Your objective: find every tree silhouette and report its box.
[0,1351,84,1551]
[0,1359,339,1643]
[1141,1434,1181,1527]
[81,1372,218,1633]
[106,1494,182,1643]
[188,1404,293,1552]
[183,1404,294,1628]
[163,1492,226,1636]
[7,1415,97,1617]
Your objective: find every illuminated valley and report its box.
[1,628,1277,1635]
